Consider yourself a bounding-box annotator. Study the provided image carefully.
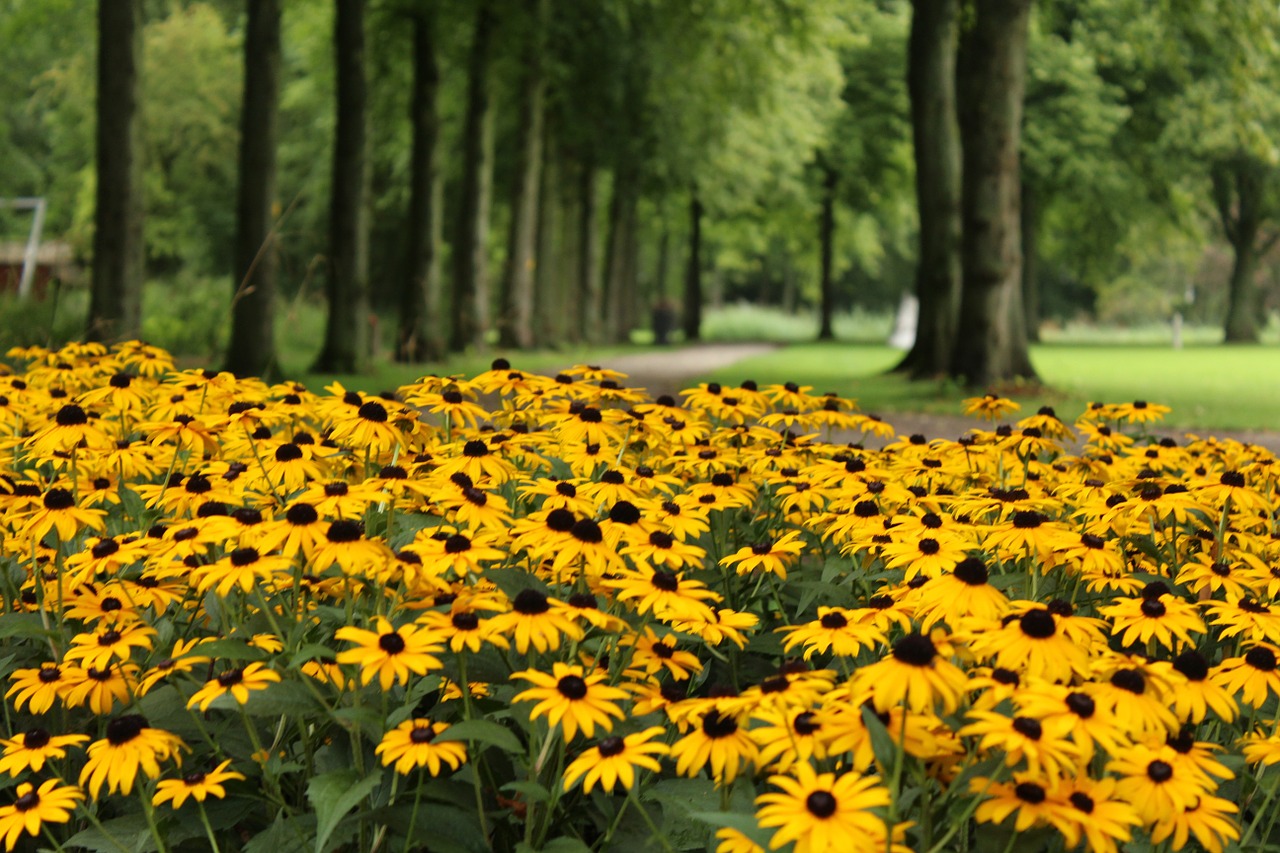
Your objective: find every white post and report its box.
[18,198,46,300]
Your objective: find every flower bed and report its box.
[0,341,1274,852]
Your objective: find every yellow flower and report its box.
[335,617,444,691]
[186,662,282,711]
[375,720,468,776]
[756,764,902,853]
[80,715,186,799]
[512,663,628,741]
[561,727,668,793]
[152,759,245,809]
[0,780,84,852]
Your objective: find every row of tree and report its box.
[4,0,1278,384]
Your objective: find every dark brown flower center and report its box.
[557,675,588,700]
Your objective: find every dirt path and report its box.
[599,343,1280,454]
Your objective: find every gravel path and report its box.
[597,343,1280,454]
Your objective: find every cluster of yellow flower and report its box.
[0,341,1276,852]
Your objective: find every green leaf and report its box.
[242,813,317,853]
[501,779,552,804]
[306,769,381,853]
[329,704,387,735]
[288,643,338,668]
[195,638,269,662]
[64,813,154,852]
[0,612,51,640]
[436,718,524,754]
[515,838,593,853]
[860,703,899,770]
[687,810,772,847]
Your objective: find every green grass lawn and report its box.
[701,342,1280,431]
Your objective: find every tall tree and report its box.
[226,0,282,378]
[575,162,602,343]
[1214,157,1276,343]
[88,0,144,342]
[451,0,496,352]
[950,0,1037,386]
[497,0,548,349]
[817,158,838,341]
[314,0,371,372]
[396,5,444,362]
[682,192,703,342]
[897,0,962,376]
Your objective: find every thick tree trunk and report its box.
[451,0,496,352]
[949,0,1037,387]
[497,0,547,349]
[397,10,444,363]
[817,161,838,341]
[1215,158,1268,344]
[603,165,639,343]
[1021,179,1040,343]
[314,0,371,372]
[576,162,602,343]
[682,192,703,342]
[88,0,144,342]
[896,0,962,376]
[226,0,282,378]
[1224,243,1259,343]
[532,135,561,347]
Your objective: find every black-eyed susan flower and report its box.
[487,588,584,653]
[960,711,1080,782]
[1149,794,1240,853]
[1210,642,1280,709]
[670,708,758,784]
[914,557,1010,629]
[62,664,138,714]
[779,607,885,660]
[755,763,901,853]
[0,780,84,851]
[1108,742,1207,819]
[971,774,1077,839]
[719,530,806,579]
[668,607,758,650]
[750,709,830,772]
[186,662,282,711]
[80,714,187,799]
[511,663,628,741]
[0,728,90,776]
[855,632,968,714]
[64,622,156,670]
[375,720,468,776]
[963,393,1020,421]
[7,664,71,714]
[1099,585,1207,652]
[620,627,704,680]
[561,727,669,793]
[606,567,719,623]
[152,759,245,809]
[21,487,106,543]
[964,606,1092,683]
[1056,776,1140,853]
[335,617,444,690]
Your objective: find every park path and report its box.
[597,343,1280,454]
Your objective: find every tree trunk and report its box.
[532,133,562,347]
[603,165,639,343]
[88,0,144,342]
[1021,178,1040,343]
[313,0,371,373]
[817,161,838,341]
[896,0,962,376]
[949,0,1037,387]
[1214,158,1268,344]
[226,0,282,378]
[497,0,547,349]
[683,192,704,342]
[397,9,444,363]
[451,0,496,352]
[576,161,602,343]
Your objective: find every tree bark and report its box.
[532,133,562,347]
[576,161,602,343]
[817,160,838,341]
[896,0,962,376]
[1021,178,1040,343]
[949,0,1037,387]
[497,0,547,349]
[313,0,371,373]
[1214,158,1268,344]
[603,164,639,343]
[451,0,496,352]
[682,192,704,342]
[88,0,144,343]
[226,0,282,378]
[397,9,444,363]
